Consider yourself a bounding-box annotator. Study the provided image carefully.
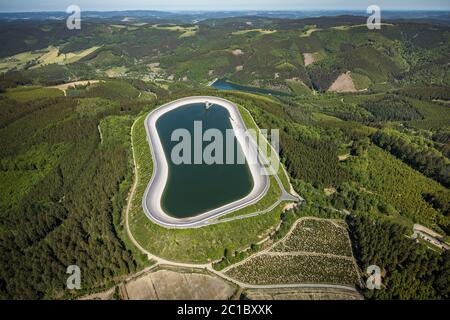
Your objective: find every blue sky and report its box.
[1,0,449,12]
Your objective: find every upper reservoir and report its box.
[211,78,290,96]
[155,102,254,218]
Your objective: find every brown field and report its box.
[303,53,315,66]
[48,80,101,96]
[232,49,244,56]
[121,269,236,300]
[50,80,101,91]
[223,218,361,287]
[328,72,357,93]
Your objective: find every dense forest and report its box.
[348,215,449,299]
[0,80,153,298]
[396,85,450,101]
[361,96,423,122]
[372,130,450,188]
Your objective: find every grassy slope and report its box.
[5,86,63,102]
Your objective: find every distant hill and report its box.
[0,10,449,24]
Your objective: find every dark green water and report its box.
[156,103,254,218]
[211,78,291,96]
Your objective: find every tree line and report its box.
[361,95,423,122]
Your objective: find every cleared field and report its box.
[0,50,42,72]
[300,27,320,37]
[33,46,101,67]
[50,80,100,91]
[224,217,360,286]
[110,24,127,29]
[244,287,363,300]
[303,53,315,66]
[121,269,235,300]
[105,66,128,77]
[303,51,325,67]
[332,23,394,31]
[232,29,276,35]
[270,219,353,256]
[224,254,359,285]
[151,25,199,38]
[328,72,357,93]
[4,86,63,102]
[0,46,100,72]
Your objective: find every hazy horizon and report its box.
[1,0,449,13]
[1,9,450,13]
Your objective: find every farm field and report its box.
[224,218,360,286]
[0,45,100,73]
[270,218,353,256]
[121,269,236,300]
[151,24,199,38]
[225,252,359,286]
